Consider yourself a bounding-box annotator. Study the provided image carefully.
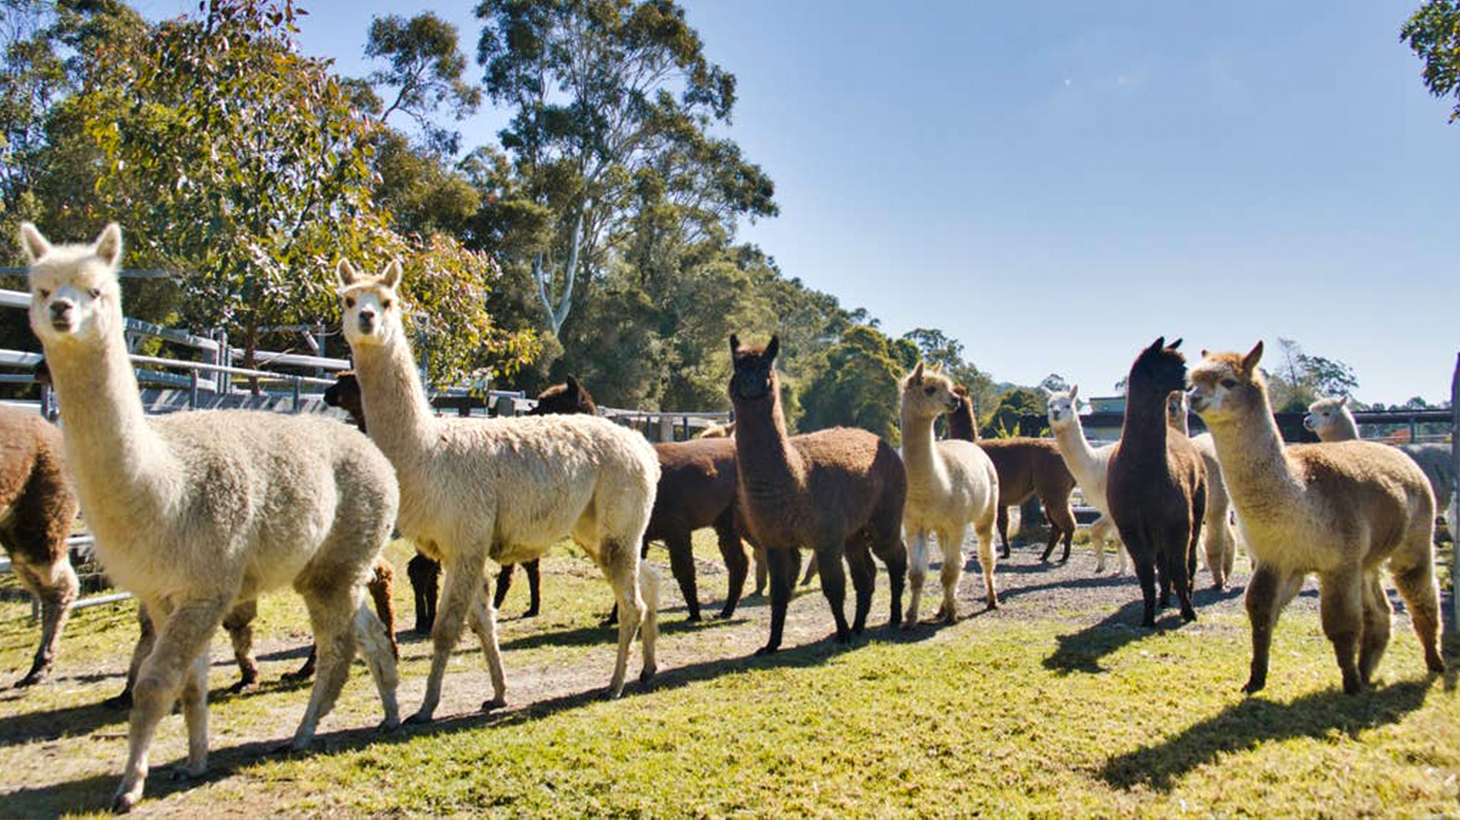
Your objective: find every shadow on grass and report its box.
[1100,676,1438,791]
[0,619,916,817]
[1042,584,1246,675]
[0,697,126,747]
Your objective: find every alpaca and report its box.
[1166,391,1239,589]
[21,223,399,812]
[729,334,907,653]
[1044,387,1126,574]
[337,260,660,720]
[1306,396,1457,529]
[946,386,1078,562]
[1106,337,1207,627]
[0,405,80,687]
[698,420,736,439]
[1190,343,1444,693]
[899,364,1000,620]
[494,376,602,617]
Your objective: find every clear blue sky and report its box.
[143,1,1460,404]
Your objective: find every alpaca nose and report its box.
[359,307,376,320]
[49,300,73,319]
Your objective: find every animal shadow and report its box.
[1100,677,1436,791]
[1042,599,1188,675]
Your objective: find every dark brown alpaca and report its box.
[1106,337,1208,627]
[947,387,1079,562]
[729,334,908,654]
[493,375,600,617]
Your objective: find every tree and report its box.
[983,388,1047,438]
[799,325,907,444]
[364,11,481,154]
[475,0,775,335]
[1402,0,1460,123]
[1038,373,1070,393]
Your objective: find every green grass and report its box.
[1,534,1457,818]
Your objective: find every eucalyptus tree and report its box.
[1402,0,1460,123]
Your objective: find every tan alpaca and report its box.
[1166,391,1239,588]
[20,224,400,813]
[336,260,660,722]
[1045,387,1126,574]
[900,363,1000,617]
[1189,343,1444,694]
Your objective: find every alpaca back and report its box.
[1108,435,1204,544]
[648,437,737,538]
[89,411,398,602]
[0,407,76,565]
[978,438,1075,505]
[1397,443,1454,508]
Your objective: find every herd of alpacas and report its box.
[0,223,1448,812]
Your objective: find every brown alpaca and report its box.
[947,387,1079,562]
[0,405,80,687]
[1190,343,1444,693]
[493,376,600,616]
[1106,337,1207,627]
[729,334,907,653]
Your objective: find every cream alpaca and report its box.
[20,224,400,813]
[1166,391,1239,588]
[900,363,1000,617]
[1190,343,1444,693]
[1045,387,1126,574]
[336,260,660,721]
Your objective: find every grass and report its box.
[1,534,1458,818]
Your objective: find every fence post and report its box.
[1450,353,1459,634]
[292,376,302,413]
[188,369,199,409]
[217,330,231,394]
[658,415,674,443]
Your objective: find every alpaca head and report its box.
[529,375,598,416]
[1188,342,1267,424]
[728,333,779,403]
[1304,395,1350,437]
[1045,385,1080,429]
[900,362,959,420]
[1165,390,1188,432]
[336,259,404,350]
[1125,336,1189,402]
[323,371,364,420]
[19,222,125,349]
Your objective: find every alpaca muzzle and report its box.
[48,301,74,332]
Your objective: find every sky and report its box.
[141,1,1460,404]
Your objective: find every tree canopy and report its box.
[1403,0,1460,122]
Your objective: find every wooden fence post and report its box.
[1450,353,1459,633]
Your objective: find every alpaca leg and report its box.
[464,591,507,710]
[13,554,77,687]
[1091,516,1113,574]
[352,601,401,728]
[666,531,702,621]
[844,536,876,634]
[996,505,1011,559]
[814,544,851,644]
[410,548,489,725]
[1135,555,1159,628]
[752,545,768,597]
[974,520,999,610]
[367,559,398,659]
[523,558,542,617]
[599,538,645,698]
[904,530,930,627]
[1318,571,1365,694]
[800,552,820,586]
[1170,526,1197,622]
[1357,572,1392,685]
[492,563,516,611]
[291,586,360,749]
[715,520,749,620]
[757,548,798,655]
[108,605,156,709]
[936,526,967,621]
[1390,545,1446,674]
[114,596,228,813]
[869,532,906,629]
[407,552,439,633]
[179,650,210,776]
[637,562,659,684]
[1204,522,1228,590]
[221,600,261,691]
[1241,564,1304,694]
[1044,496,1076,563]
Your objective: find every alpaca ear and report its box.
[954,386,968,397]
[1338,394,1348,407]
[1168,337,1183,351]
[18,222,52,263]
[380,259,403,290]
[566,375,581,396]
[1241,341,1264,374]
[92,223,122,268]
[929,361,943,374]
[1200,348,1210,359]
[910,362,925,384]
[765,335,780,363]
[729,334,740,357]
[1147,336,1165,353]
[1069,384,1079,401]
[335,259,360,288]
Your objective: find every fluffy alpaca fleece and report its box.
[697,420,736,439]
[1305,395,1457,530]
[21,224,400,812]
[729,334,907,653]
[337,260,660,720]
[0,405,80,687]
[1190,344,1444,693]
[1045,387,1126,574]
[1106,337,1208,627]
[1166,391,1239,589]
[946,387,1078,563]
[900,363,1000,619]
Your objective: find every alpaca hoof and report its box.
[639,666,657,687]
[754,644,778,657]
[15,667,48,688]
[378,716,401,732]
[403,710,435,727]
[481,697,506,713]
[228,678,262,694]
[1241,678,1265,695]
[1180,608,1197,622]
[714,607,736,620]
[985,598,999,611]
[112,789,139,814]
[685,612,703,623]
[522,607,540,619]
[103,691,133,710]
[1426,654,1446,674]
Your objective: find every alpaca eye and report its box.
[345,297,356,308]
[1220,378,1237,389]
[382,299,393,310]
[38,289,50,299]
[88,288,100,299]
[924,386,936,396]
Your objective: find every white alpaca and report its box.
[1306,395,1457,534]
[1045,387,1126,574]
[900,363,1000,619]
[1166,391,1240,588]
[20,223,400,813]
[336,260,660,722]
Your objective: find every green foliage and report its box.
[984,387,1048,438]
[1402,0,1460,123]
[1268,337,1360,412]
[365,11,481,154]
[799,324,907,443]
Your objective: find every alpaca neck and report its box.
[1119,390,1171,459]
[1324,411,1359,442]
[949,404,978,442]
[732,387,804,497]
[349,327,438,467]
[1053,418,1103,485]
[1202,395,1303,528]
[901,407,948,490]
[43,322,172,521]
